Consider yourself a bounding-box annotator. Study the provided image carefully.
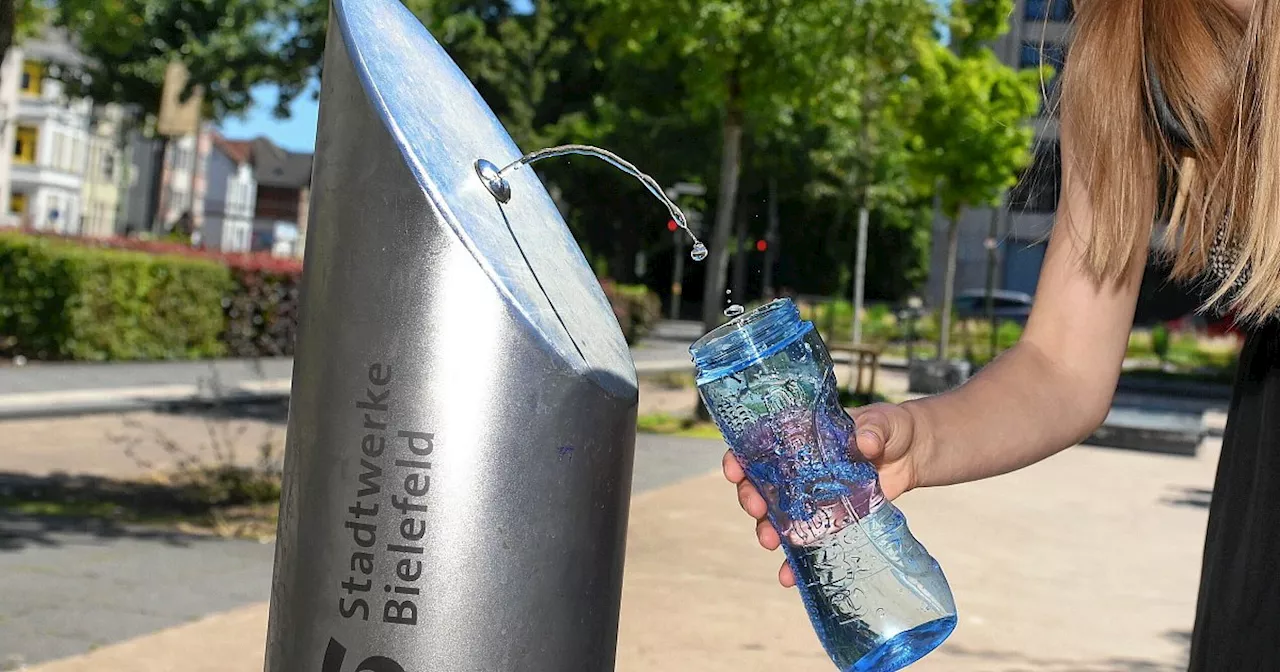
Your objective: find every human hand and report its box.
[722,401,925,588]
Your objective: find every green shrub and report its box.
[1151,324,1171,363]
[0,233,229,360]
[602,280,661,344]
[800,299,902,344]
[0,232,664,360]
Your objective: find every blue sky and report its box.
[218,82,321,152]
[219,0,947,153]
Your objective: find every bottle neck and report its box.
[690,299,814,385]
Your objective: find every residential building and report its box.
[246,136,311,258]
[0,47,22,227]
[8,29,93,234]
[80,104,127,238]
[925,0,1071,306]
[154,130,211,237]
[201,134,256,252]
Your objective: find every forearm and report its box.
[902,338,1115,488]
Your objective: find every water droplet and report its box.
[690,242,708,261]
[724,304,745,318]
[725,289,732,295]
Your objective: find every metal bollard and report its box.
[263,1,639,670]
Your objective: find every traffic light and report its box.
[667,219,678,232]
[756,239,768,252]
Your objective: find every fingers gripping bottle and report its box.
[691,299,957,672]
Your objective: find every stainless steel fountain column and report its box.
[263,1,638,670]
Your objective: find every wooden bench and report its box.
[828,342,884,396]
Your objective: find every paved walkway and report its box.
[0,339,698,419]
[17,433,1215,672]
[0,421,724,670]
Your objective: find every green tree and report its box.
[948,0,1015,56]
[809,0,936,343]
[904,39,1041,360]
[588,0,864,331]
[52,0,299,119]
[0,0,51,88]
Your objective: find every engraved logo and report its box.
[322,637,406,672]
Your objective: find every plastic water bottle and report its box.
[690,298,956,672]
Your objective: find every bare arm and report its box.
[904,138,1148,489]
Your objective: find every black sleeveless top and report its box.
[1149,65,1250,302]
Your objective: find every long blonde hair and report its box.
[1061,0,1280,321]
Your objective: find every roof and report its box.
[211,135,253,166]
[246,136,313,188]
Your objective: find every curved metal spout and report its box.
[475,144,704,252]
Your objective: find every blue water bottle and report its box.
[690,299,956,672]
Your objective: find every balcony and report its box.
[11,162,84,192]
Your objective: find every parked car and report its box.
[953,289,1034,324]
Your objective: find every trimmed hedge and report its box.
[55,236,304,358]
[0,233,230,360]
[603,279,662,344]
[1,232,663,360]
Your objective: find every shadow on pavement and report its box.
[1162,486,1213,509]
[0,467,280,553]
[0,508,217,552]
[940,646,1186,672]
[152,396,291,424]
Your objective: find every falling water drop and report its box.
[724,304,746,318]
[690,242,708,261]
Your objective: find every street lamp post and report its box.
[665,182,706,320]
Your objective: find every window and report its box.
[1020,42,1067,71]
[1009,143,1062,214]
[1021,42,1067,113]
[1025,0,1073,21]
[13,126,36,165]
[102,153,115,180]
[19,61,42,96]
[10,192,26,215]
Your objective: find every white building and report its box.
[81,104,127,238]
[0,47,23,227]
[8,29,92,234]
[201,133,256,252]
[155,130,208,236]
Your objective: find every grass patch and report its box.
[637,413,724,439]
[0,467,282,540]
[642,370,696,390]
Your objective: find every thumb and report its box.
[850,407,890,462]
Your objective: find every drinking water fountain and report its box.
[264,1,641,669]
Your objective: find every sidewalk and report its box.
[22,434,1211,672]
[0,338,698,420]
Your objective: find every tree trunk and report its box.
[731,208,747,300]
[937,212,962,361]
[851,205,870,345]
[762,176,779,298]
[0,0,14,85]
[148,135,171,234]
[700,102,745,332]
